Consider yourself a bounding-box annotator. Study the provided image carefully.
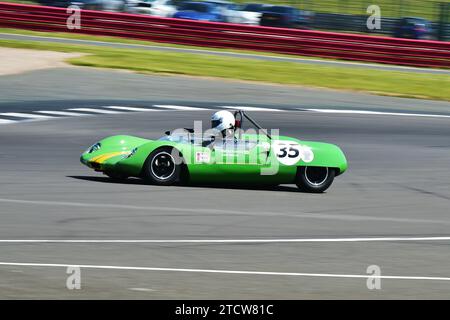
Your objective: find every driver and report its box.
[211,110,236,139]
[205,110,238,148]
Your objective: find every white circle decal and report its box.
[272,140,314,165]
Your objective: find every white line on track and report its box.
[0,119,17,124]
[105,106,161,112]
[35,110,90,117]
[0,237,450,243]
[67,108,124,114]
[303,108,450,119]
[128,287,156,292]
[2,106,450,126]
[222,106,283,112]
[0,112,55,119]
[152,105,210,111]
[1,262,450,282]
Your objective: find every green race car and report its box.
[80,110,347,192]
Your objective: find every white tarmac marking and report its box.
[128,287,156,292]
[1,262,450,282]
[105,106,160,112]
[0,119,17,124]
[0,198,448,225]
[35,110,90,117]
[0,237,450,243]
[67,108,124,114]
[303,108,450,119]
[0,112,55,119]
[152,105,210,111]
[222,106,283,112]
[2,106,450,126]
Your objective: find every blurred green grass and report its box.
[1,38,449,101]
[0,27,323,59]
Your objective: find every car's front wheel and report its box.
[296,166,335,193]
[143,147,182,186]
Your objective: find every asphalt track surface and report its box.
[2,33,450,75]
[1,67,450,299]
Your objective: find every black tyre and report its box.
[143,147,182,186]
[296,166,335,193]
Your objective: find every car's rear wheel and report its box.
[296,166,335,193]
[143,147,182,186]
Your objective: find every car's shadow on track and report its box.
[68,175,303,193]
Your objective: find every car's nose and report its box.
[80,153,91,166]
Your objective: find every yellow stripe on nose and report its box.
[90,152,128,164]
[90,154,105,162]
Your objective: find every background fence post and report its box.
[437,2,449,41]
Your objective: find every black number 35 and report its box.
[277,145,300,158]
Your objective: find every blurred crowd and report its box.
[39,0,315,29]
[37,0,439,39]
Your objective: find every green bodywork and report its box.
[80,132,347,185]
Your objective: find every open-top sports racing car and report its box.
[80,110,347,192]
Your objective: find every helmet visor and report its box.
[211,119,221,129]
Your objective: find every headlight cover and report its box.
[123,147,138,159]
[85,142,101,154]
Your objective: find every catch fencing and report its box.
[0,2,449,68]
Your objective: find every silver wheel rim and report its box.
[150,151,176,180]
[304,167,329,186]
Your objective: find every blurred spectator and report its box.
[68,0,126,11]
[260,5,312,29]
[126,0,177,17]
[393,17,433,40]
[204,0,264,25]
[173,1,225,22]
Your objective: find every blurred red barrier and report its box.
[0,2,449,68]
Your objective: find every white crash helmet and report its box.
[211,110,235,133]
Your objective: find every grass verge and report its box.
[0,38,449,101]
[0,28,324,61]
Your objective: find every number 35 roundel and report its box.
[272,140,314,166]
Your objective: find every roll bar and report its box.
[233,110,272,140]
